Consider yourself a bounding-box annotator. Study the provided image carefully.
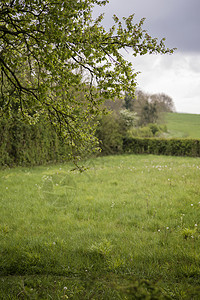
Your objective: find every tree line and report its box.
[96,89,175,154]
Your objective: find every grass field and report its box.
[164,113,200,139]
[1,154,200,299]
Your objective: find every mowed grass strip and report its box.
[0,154,200,299]
[164,112,200,139]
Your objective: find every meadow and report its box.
[164,113,200,139]
[0,154,200,299]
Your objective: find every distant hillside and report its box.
[164,113,200,139]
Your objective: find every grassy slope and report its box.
[1,155,200,299]
[164,113,200,139]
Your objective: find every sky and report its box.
[93,0,200,114]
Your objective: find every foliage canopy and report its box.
[0,0,175,160]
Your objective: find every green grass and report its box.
[1,154,200,299]
[164,113,200,139]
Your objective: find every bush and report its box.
[123,137,200,157]
[0,117,70,167]
[95,113,123,155]
[128,127,153,138]
[148,123,160,135]
[127,123,167,138]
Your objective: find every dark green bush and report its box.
[123,137,200,157]
[96,110,138,155]
[95,113,123,155]
[0,117,70,167]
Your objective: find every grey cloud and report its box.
[93,0,200,53]
[93,0,200,113]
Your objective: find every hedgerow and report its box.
[123,137,200,157]
[0,117,70,167]
[1,115,200,168]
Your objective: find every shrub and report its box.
[128,123,168,138]
[148,123,160,135]
[95,113,123,155]
[128,126,153,138]
[0,117,70,167]
[123,137,200,157]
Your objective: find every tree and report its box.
[0,0,175,162]
[131,90,149,122]
[150,93,176,113]
[139,100,158,125]
[124,92,134,111]
[132,89,175,125]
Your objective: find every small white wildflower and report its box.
[53,242,56,245]
[158,229,161,232]
[63,287,67,290]
[166,227,169,230]
[111,201,115,208]
[6,187,8,189]
[195,224,198,227]
[191,236,194,239]
[191,204,194,206]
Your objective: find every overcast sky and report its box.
[93,0,200,114]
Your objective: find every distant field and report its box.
[164,112,200,139]
[1,154,200,299]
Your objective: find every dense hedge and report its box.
[123,137,200,157]
[1,116,200,168]
[0,118,70,167]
